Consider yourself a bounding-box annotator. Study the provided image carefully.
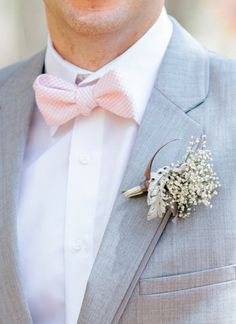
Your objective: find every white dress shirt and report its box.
[17,8,172,324]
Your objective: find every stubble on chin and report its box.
[62,6,134,36]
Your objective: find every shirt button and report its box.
[71,240,82,251]
[78,154,90,165]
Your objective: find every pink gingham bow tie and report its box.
[33,70,136,126]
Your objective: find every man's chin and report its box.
[61,1,129,35]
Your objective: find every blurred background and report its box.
[1,0,236,68]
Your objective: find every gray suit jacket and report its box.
[0,18,236,324]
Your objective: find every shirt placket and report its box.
[64,110,105,324]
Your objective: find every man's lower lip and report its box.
[71,2,116,11]
[78,8,113,13]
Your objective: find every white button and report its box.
[71,240,82,251]
[78,154,90,165]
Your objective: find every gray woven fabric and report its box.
[0,18,236,324]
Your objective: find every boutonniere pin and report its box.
[123,136,220,222]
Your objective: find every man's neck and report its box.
[46,7,163,72]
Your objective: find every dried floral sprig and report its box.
[123,136,220,221]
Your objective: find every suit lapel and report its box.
[78,19,209,324]
[0,51,45,323]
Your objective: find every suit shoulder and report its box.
[206,51,236,118]
[0,50,45,90]
[207,50,236,107]
[0,59,27,89]
[208,50,236,84]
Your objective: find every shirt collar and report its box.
[45,7,172,130]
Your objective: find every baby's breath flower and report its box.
[147,136,220,220]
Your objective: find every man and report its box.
[0,0,236,323]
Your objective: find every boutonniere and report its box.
[123,136,220,222]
